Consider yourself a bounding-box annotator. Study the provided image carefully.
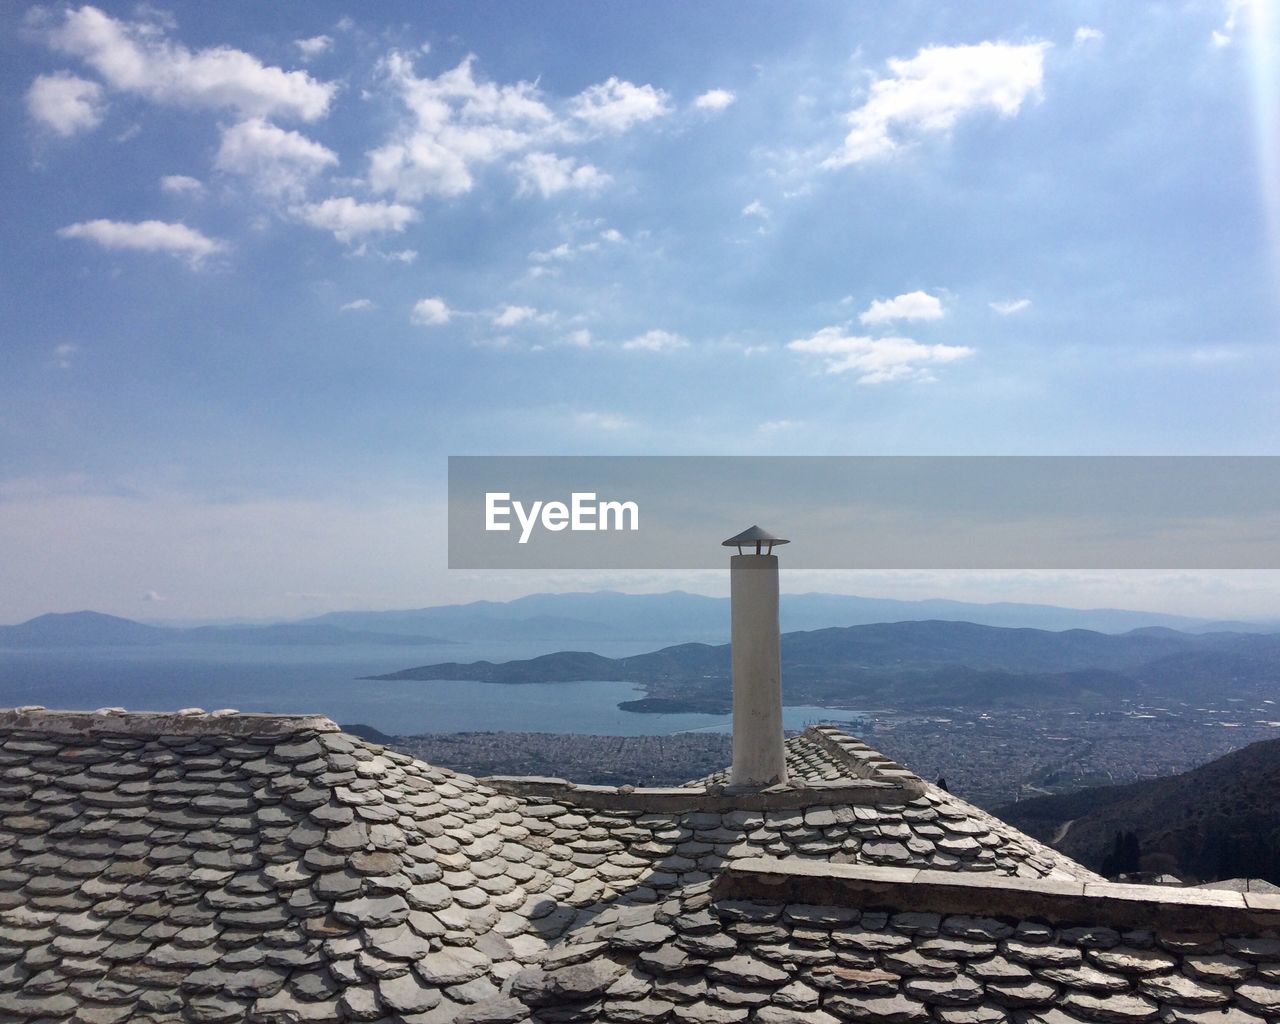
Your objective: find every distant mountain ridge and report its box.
[304,590,1272,643]
[995,737,1280,884]
[0,611,449,649]
[6,591,1276,649]
[370,619,1280,714]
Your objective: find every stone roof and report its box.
[1198,878,1280,895]
[688,729,903,788]
[1,708,1275,1023]
[684,728,1089,884]
[509,859,1280,1024]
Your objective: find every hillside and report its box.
[0,611,171,647]
[996,736,1280,883]
[370,619,1280,713]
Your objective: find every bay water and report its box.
[0,641,866,736]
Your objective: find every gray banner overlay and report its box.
[448,456,1280,570]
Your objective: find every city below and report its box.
[380,693,1280,809]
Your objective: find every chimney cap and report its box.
[722,525,790,554]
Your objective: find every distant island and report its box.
[369,619,1280,714]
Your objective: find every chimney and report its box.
[722,526,789,788]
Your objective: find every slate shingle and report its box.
[1,708,1276,1024]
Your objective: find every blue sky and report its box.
[2,1,1279,621]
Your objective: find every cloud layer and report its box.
[57,218,225,265]
[45,5,336,121]
[826,41,1048,167]
[622,329,688,352]
[365,54,665,204]
[789,327,973,383]
[26,71,104,136]
[291,197,418,243]
[860,290,944,324]
[411,297,452,326]
[215,118,338,199]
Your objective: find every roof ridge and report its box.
[0,706,340,737]
[805,723,920,782]
[718,857,1280,931]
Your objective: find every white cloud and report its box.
[742,199,769,219]
[789,327,972,383]
[57,218,225,266]
[622,329,688,352]
[53,343,79,369]
[565,329,593,348]
[570,77,671,134]
[515,152,611,198]
[1212,0,1247,47]
[367,53,555,201]
[26,71,105,136]
[411,297,451,326]
[1189,346,1245,364]
[160,174,203,195]
[291,196,417,243]
[758,419,799,433]
[530,242,574,263]
[295,35,333,61]
[366,54,667,203]
[990,297,1032,315]
[472,335,517,351]
[859,290,944,324]
[382,249,418,264]
[340,298,374,312]
[215,117,337,199]
[493,304,538,327]
[45,5,336,121]
[1073,27,1104,47]
[694,88,736,112]
[574,411,632,431]
[825,41,1048,167]
[600,228,623,243]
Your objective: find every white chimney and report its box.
[723,526,789,788]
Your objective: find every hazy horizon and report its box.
[8,573,1280,628]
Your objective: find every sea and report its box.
[0,640,867,737]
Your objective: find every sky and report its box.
[2,1,1279,622]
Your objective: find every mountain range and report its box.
[370,619,1280,714]
[301,590,1271,642]
[6,590,1272,649]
